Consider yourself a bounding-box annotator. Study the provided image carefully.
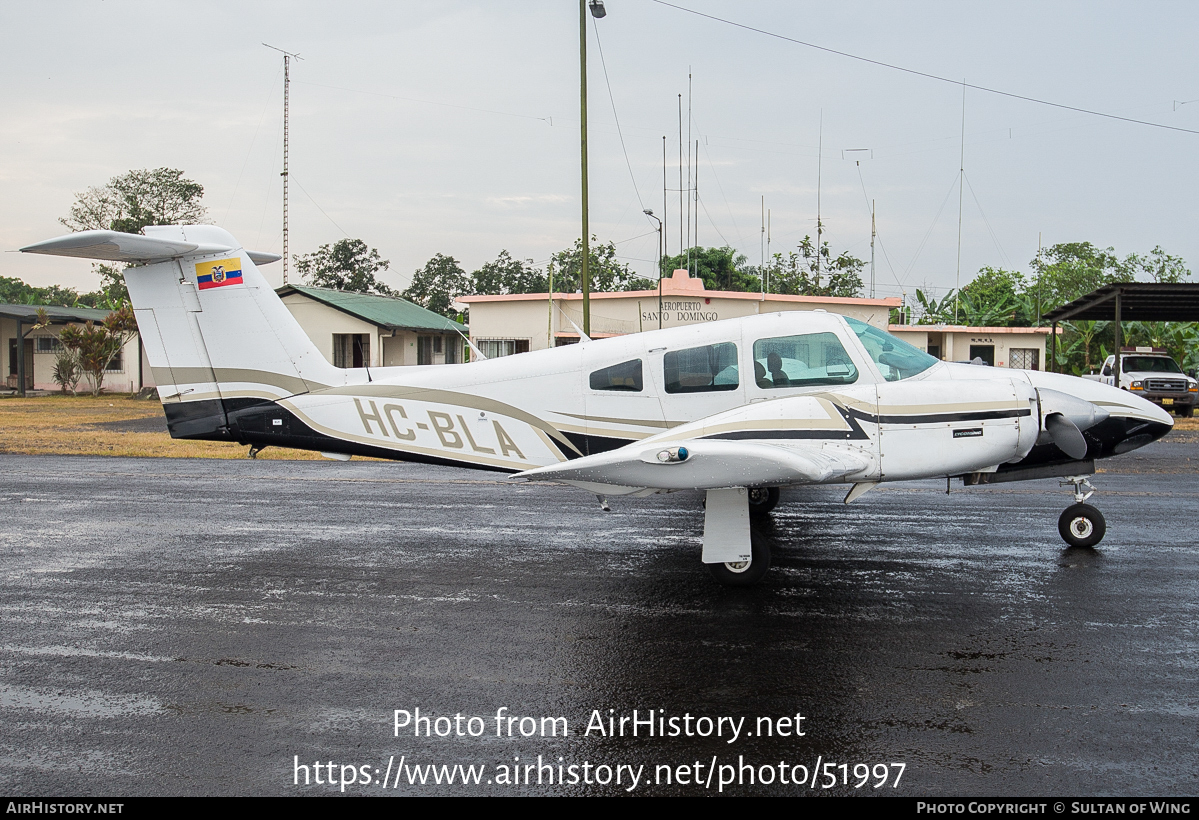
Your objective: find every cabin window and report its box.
[752,332,858,388]
[663,342,738,393]
[590,359,643,392]
[844,316,938,381]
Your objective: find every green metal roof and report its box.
[0,303,112,324]
[277,285,466,333]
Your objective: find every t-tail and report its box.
[21,225,364,440]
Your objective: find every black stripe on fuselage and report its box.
[161,397,518,472]
[857,407,1031,425]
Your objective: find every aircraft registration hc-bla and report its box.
[23,226,1174,585]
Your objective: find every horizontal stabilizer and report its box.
[515,439,868,491]
[20,229,280,265]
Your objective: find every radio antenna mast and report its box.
[264,44,303,284]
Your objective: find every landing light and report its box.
[656,447,689,463]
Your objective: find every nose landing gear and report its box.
[1057,476,1106,548]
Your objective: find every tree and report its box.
[59,168,208,306]
[471,250,547,295]
[1029,242,1124,317]
[403,254,470,319]
[959,267,1034,325]
[60,167,208,234]
[1123,246,1191,284]
[294,239,395,295]
[57,305,139,396]
[550,237,654,293]
[760,236,864,298]
[661,246,761,292]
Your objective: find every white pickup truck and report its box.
[1084,347,1197,417]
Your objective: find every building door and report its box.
[8,338,34,389]
[969,345,995,366]
[417,336,432,365]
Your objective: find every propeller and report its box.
[1044,413,1089,460]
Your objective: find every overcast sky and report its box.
[3,1,1198,302]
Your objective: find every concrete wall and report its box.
[280,293,381,367]
[890,325,1052,369]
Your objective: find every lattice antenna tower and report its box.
[264,44,303,284]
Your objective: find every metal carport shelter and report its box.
[1041,283,1199,383]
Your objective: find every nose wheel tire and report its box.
[1058,503,1106,548]
[708,537,772,586]
[747,486,780,518]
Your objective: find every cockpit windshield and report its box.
[843,317,939,382]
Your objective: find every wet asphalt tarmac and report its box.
[0,435,1196,797]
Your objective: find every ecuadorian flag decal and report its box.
[196,257,244,290]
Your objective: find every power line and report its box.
[591,18,649,216]
[963,172,1012,269]
[855,164,902,288]
[292,176,351,240]
[650,0,1199,136]
[224,63,283,225]
[904,172,962,281]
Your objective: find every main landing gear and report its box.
[1057,476,1106,548]
[708,536,771,586]
[703,487,777,586]
[747,486,780,518]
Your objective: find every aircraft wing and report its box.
[513,438,869,492]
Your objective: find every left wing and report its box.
[514,438,869,492]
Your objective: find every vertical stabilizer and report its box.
[23,225,358,439]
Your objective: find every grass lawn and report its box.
[0,394,325,460]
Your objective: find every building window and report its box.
[333,334,370,368]
[104,350,123,373]
[478,339,530,359]
[664,342,739,393]
[35,336,63,353]
[1009,348,1039,370]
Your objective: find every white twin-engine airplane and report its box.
[24,225,1174,585]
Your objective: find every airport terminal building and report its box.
[457,268,1052,369]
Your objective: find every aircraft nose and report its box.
[1093,379,1174,455]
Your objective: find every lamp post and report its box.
[643,209,663,329]
[580,0,606,336]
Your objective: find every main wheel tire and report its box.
[708,537,772,586]
[1058,503,1106,548]
[1176,405,1194,418]
[747,486,780,518]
